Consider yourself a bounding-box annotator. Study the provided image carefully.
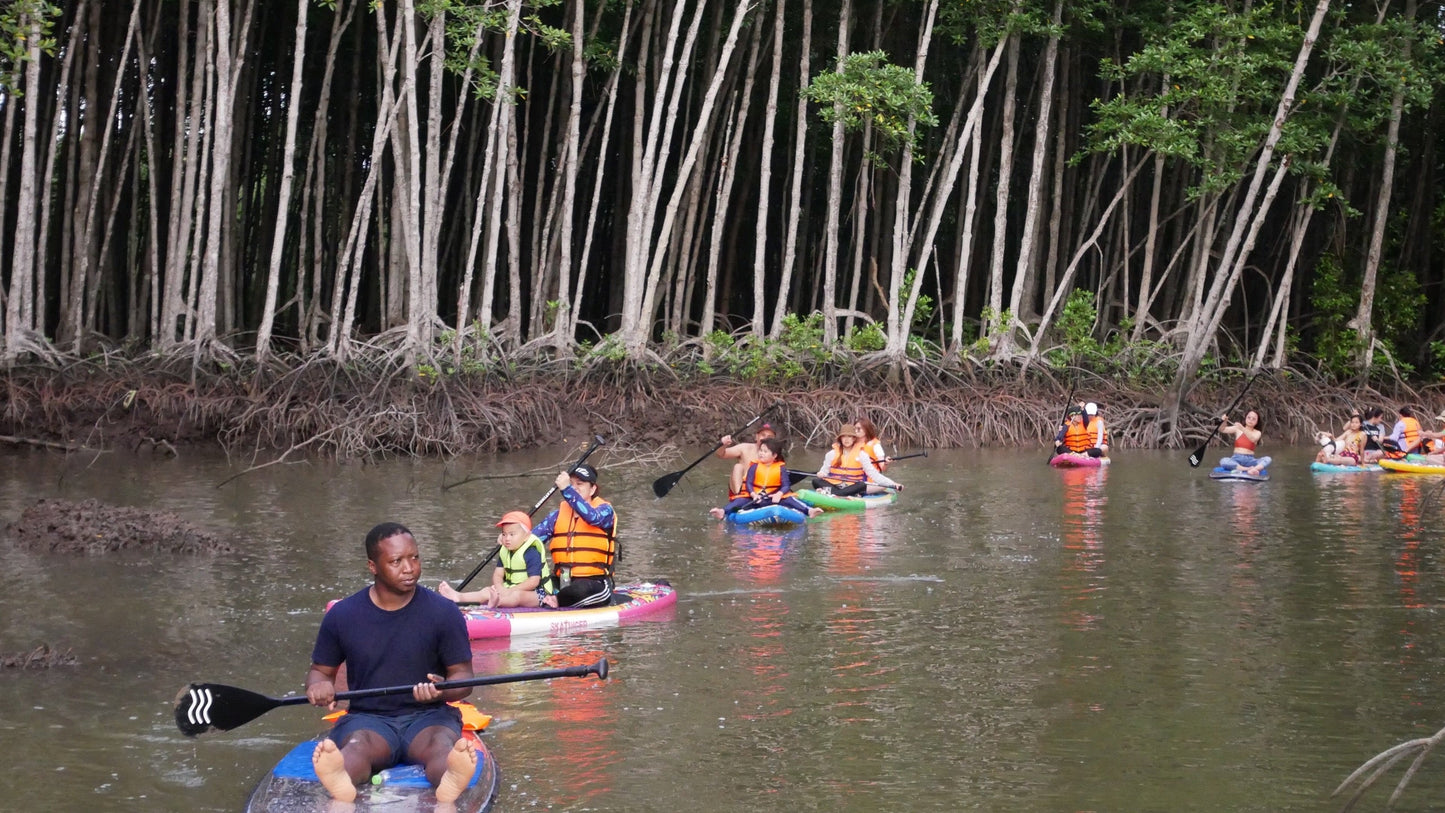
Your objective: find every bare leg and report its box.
[312,739,359,803]
[434,738,477,803]
[709,507,725,519]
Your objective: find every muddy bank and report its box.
[2,497,237,555]
[2,361,1440,458]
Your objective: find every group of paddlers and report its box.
[707,418,905,520]
[1315,405,1445,467]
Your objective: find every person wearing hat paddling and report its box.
[716,422,778,499]
[813,422,903,497]
[306,522,478,803]
[1053,405,1104,458]
[438,511,554,608]
[531,464,617,609]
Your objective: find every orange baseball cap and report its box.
[495,510,532,530]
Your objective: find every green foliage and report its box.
[0,1,60,96]
[1308,253,1425,380]
[1042,290,1175,385]
[419,0,570,98]
[845,322,886,352]
[899,268,935,337]
[1086,2,1319,192]
[696,314,835,385]
[804,50,939,159]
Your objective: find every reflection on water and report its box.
[8,446,1445,810]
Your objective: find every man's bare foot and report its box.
[312,739,358,802]
[708,507,725,519]
[437,581,461,602]
[808,507,823,518]
[541,594,559,608]
[434,737,477,803]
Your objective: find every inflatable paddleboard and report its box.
[457,581,676,640]
[795,488,899,511]
[1309,461,1383,473]
[1048,453,1111,468]
[1209,466,1269,482]
[724,503,808,527]
[245,729,498,812]
[1379,458,1445,474]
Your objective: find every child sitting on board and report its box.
[710,438,822,519]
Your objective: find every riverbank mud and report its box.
[2,361,1440,458]
[2,497,236,555]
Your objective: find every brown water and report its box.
[3,445,1445,812]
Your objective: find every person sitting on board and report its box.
[1360,406,1388,463]
[710,437,823,519]
[1316,412,1367,467]
[531,464,617,609]
[1053,405,1104,458]
[306,522,478,804]
[855,417,889,474]
[437,510,553,609]
[813,422,903,496]
[1217,410,1272,476]
[1378,405,1427,460]
[716,422,778,499]
[1083,402,1110,457]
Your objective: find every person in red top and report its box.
[1218,409,1272,475]
[710,437,821,518]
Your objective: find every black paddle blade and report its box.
[174,682,282,736]
[1188,450,1204,468]
[652,471,684,497]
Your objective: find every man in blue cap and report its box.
[533,463,617,608]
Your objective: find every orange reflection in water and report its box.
[1058,467,1108,631]
[472,645,618,807]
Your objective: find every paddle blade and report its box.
[174,682,282,736]
[652,471,684,497]
[1188,448,1205,468]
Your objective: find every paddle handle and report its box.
[882,451,926,462]
[455,435,605,591]
[280,660,610,708]
[1047,382,1079,463]
[1188,374,1257,467]
[653,402,782,497]
[789,469,903,491]
[528,434,607,515]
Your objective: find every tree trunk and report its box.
[769,0,811,339]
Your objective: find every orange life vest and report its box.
[1085,416,1110,448]
[1385,417,1421,459]
[826,446,865,483]
[864,438,887,471]
[1062,421,1094,454]
[547,495,616,581]
[745,460,791,498]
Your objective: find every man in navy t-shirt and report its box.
[304,522,478,803]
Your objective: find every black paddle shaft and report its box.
[175,659,609,736]
[455,434,606,591]
[1188,375,1257,468]
[652,402,782,497]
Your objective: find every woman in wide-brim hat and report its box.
[813,421,902,497]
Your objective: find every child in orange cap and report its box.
[438,510,554,608]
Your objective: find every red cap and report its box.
[495,510,532,531]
